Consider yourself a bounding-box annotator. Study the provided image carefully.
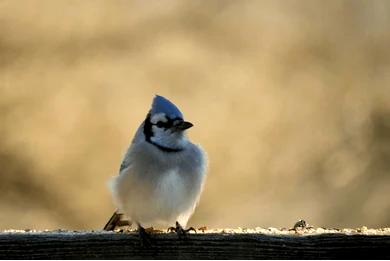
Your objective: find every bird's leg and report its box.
[137,223,152,247]
[167,221,196,239]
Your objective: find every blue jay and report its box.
[104,95,207,242]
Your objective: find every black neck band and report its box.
[147,140,183,153]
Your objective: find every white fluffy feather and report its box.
[110,122,207,228]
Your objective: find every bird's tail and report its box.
[103,210,131,231]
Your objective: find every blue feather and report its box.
[151,95,184,119]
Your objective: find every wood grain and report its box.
[0,231,389,259]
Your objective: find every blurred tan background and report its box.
[0,0,389,230]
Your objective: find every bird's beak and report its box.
[173,121,193,131]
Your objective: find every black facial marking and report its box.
[143,113,183,153]
[156,121,165,128]
[153,117,182,130]
[143,113,153,142]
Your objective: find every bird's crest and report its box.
[151,95,184,119]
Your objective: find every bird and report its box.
[104,95,207,244]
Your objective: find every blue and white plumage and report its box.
[108,95,207,230]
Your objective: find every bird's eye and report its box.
[156,121,165,128]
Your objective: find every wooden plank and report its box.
[0,231,389,259]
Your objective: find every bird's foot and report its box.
[167,221,196,239]
[138,225,152,248]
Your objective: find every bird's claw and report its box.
[168,221,196,239]
[167,226,176,233]
[186,227,197,233]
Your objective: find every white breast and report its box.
[156,169,186,212]
[111,166,203,228]
[110,139,207,229]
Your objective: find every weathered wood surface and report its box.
[0,231,389,259]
